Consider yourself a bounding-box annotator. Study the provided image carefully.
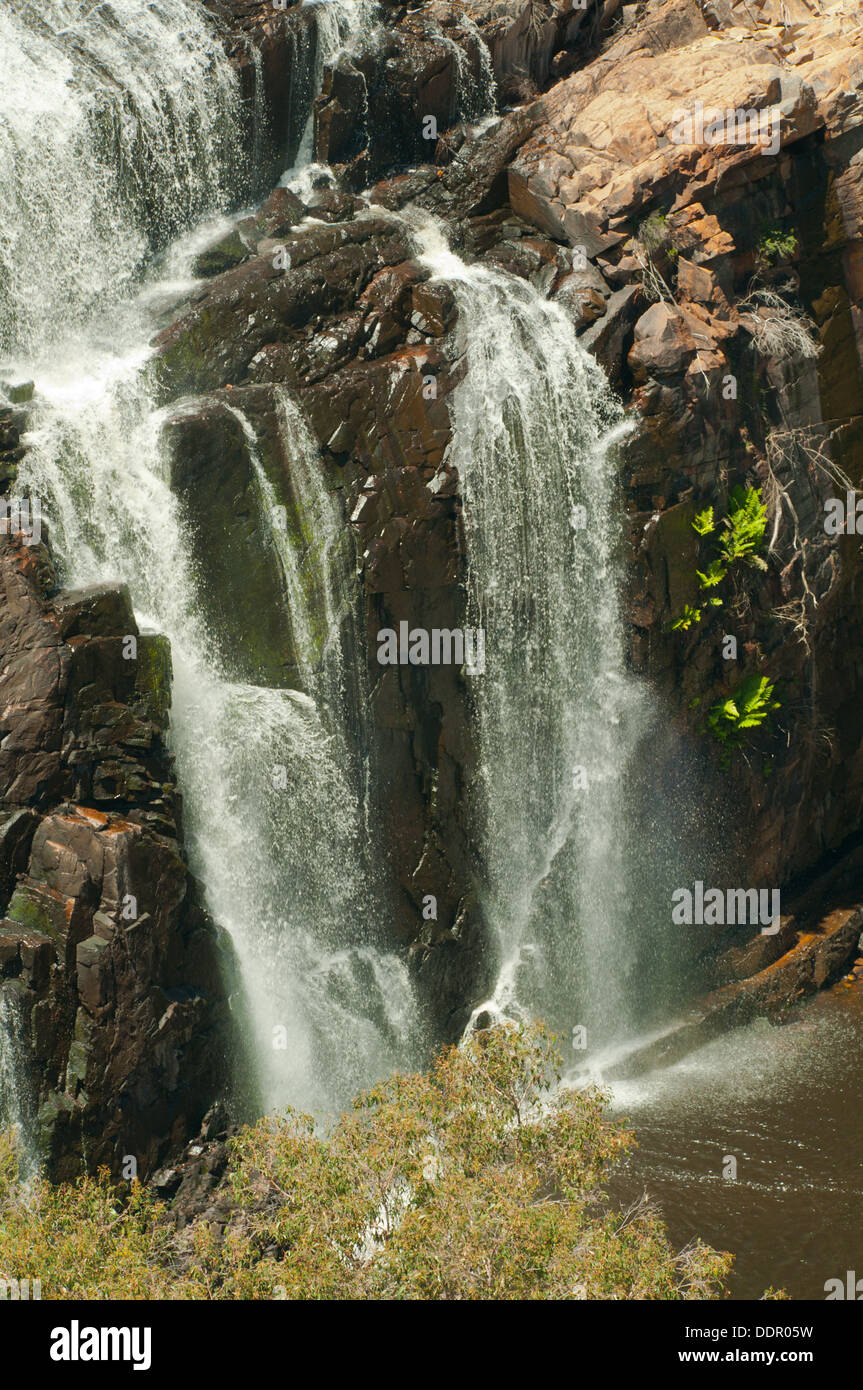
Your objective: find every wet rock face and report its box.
[312,0,611,189]
[458,0,605,96]
[509,0,863,889]
[0,534,239,1180]
[315,9,492,186]
[148,139,580,1037]
[299,348,495,1037]
[202,0,320,184]
[164,397,300,688]
[152,216,417,398]
[152,191,500,1035]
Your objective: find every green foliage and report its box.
[0,1131,183,1299]
[757,229,798,264]
[671,486,767,631]
[692,506,716,536]
[0,1025,736,1302]
[707,674,780,746]
[673,489,778,761]
[718,484,768,570]
[671,603,702,631]
[638,210,672,253]
[696,558,726,590]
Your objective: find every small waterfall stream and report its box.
[295,0,380,165]
[408,214,678,1051]
[0,987,35,1173]
[0,0,415,1129]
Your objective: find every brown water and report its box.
[596,984,863,1299]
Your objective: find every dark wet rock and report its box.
[0,531,240,1181]
[151,216,416,398]
[303,186,363,224]
[370,104,544,222]
[202,0,320,183]
[1,380,34,405]
[258,185,307,236]
[192,229,249,278]
[315,10,491,187]
[163,391,300,688]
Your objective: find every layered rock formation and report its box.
[0,532,239,1179]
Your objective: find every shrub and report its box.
[0,1025,734,1301]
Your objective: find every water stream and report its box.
[1,0,414,1124]
[408,212,696,1049]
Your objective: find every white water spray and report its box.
[0,0,242,357]
[295,0,380,165]
[408,214,653,1047]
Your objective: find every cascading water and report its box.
[0,0,243,358]
[435,14,496,121]
[0,987,35,1173]
[409,214,685,1052]
[0,0,415,1130]
[295,0,380,166]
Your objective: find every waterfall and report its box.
[447,15,497,120]
[1,0,415,1125]
[295,0,379,166]
[409,215,660,1050]
[0,0,242,358]
[0,987,35,1175]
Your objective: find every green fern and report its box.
[671,603,702,631]
[718,485,768,569]
[692,506,716,537]
[696,558,726,589]
[707,674,780,746]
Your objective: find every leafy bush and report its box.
[670,486,767,633]
[0,1025,734,1301]
[0,1132,181,1299]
